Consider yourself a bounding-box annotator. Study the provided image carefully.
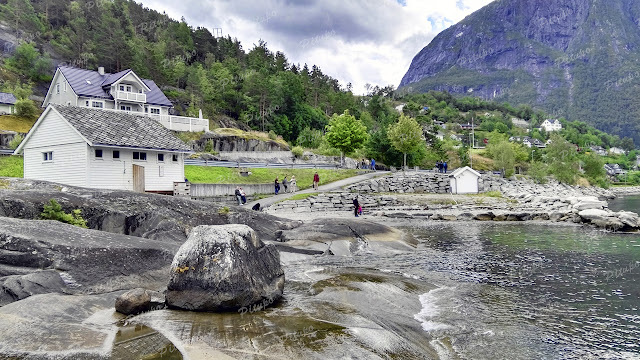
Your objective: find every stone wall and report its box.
[267,193,398,213]
[193,134,289,152]
[346,172,503,194]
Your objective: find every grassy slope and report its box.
[0,115,36,133]
[0,156,23,177]
[185,167,358,190]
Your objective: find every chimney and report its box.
[98,67,105,75]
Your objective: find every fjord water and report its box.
[109,221,639,359]
[398,222,640,359]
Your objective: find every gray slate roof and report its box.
[58,66,173,107]
[0,92,17,105]
[51,104,191,152]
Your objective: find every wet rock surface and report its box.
[166,224,284,312]
[0,217,178,305]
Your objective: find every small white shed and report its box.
[449,166,481,194]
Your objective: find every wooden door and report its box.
[133,164,145,192]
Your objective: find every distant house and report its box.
[0,92,17,115]
[42,66,208,132]
[531,138,546,148]
[14,104,192,193]
[450,166,481,194]
[460,123,476,130]
[609,147,626,155]
[521,137,533,148]
[541,119,562,132]
[394,103,405,113]
[604,163,625,176]
[590,145,607,156]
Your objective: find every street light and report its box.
[531,149,536,164]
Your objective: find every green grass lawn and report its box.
[0,115,36,133]
[0,156,23,177]
[185,166,359,190]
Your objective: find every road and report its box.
[246,171,390,209]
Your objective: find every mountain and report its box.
[399,0,640,144]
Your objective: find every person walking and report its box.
[274,177,280,195]
[371,158,376,171]
[313,172,320,190]
[235,186,242,205]
[283,176,289,193]
[353,197,360,217]
[239,187,247,204]
[290,175,297,193]
[443,161,448,174]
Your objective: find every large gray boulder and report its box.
[0,270,67,306]
[115,288,165,315]
[166,225,284,312]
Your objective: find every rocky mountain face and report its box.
[400,0,640,142]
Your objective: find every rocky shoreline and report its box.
[267,172,640,232]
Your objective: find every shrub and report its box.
[292,146,304,158]
[268,130,278,140]
[15,99,37,118]
[40,199,88,228]
[528,161,548,184]
[204,139,213,153]
[218,206,230,215]
[8,134,24,149]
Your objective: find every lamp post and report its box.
[531,149,536,164]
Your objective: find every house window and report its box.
[150,108,160,115]
[95,149,103,158]
[126,85,132,92]
[172,154,179,162]
[119,85,124,91]
[133,151,147,161]
[113,150,120,159]
[92,101,104,108]
[43,151,53,162]
[157,153,164,162]
[120,105,132,111]
[56,84,60,94]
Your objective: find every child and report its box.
[358,205,363,216]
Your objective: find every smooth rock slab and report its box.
[166,225,284,312]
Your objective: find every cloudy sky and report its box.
[142,0,494,94]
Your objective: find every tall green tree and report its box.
[387,114,424,168]
[546,134,580,184]
[325,110,368,164]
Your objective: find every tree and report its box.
[620,137,635,152]
[325,110,368,165]
[387,114,424,168]
[546,134,580,184]
[492,141,516,177]
[582,152,607,186]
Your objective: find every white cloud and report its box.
[141,0,494,94]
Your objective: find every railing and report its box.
[149,114,209,132]
[97,107,209,133]
[115,91,146,103]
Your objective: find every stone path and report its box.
[246,171,390,209]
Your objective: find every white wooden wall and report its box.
[23,111,88,186]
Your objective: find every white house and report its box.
[450,166,481,194]
[42,66,208,132]
[541,119,562,132]
[609,147,626,155]
[0,92,16,115]
[14,104,192,193]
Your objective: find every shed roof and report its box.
[450,166,481,178]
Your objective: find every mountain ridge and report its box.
[399,0,640,143]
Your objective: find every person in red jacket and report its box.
[313,172,320,190]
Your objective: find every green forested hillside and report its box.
[0,0,358,142]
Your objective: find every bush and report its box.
[204,139,213,153]
[292,146,304,158]
[8,134,24,150]
[40,199,88,228]
[15,99,37,118]
[268,130,278,140]
[528,161,549,184]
